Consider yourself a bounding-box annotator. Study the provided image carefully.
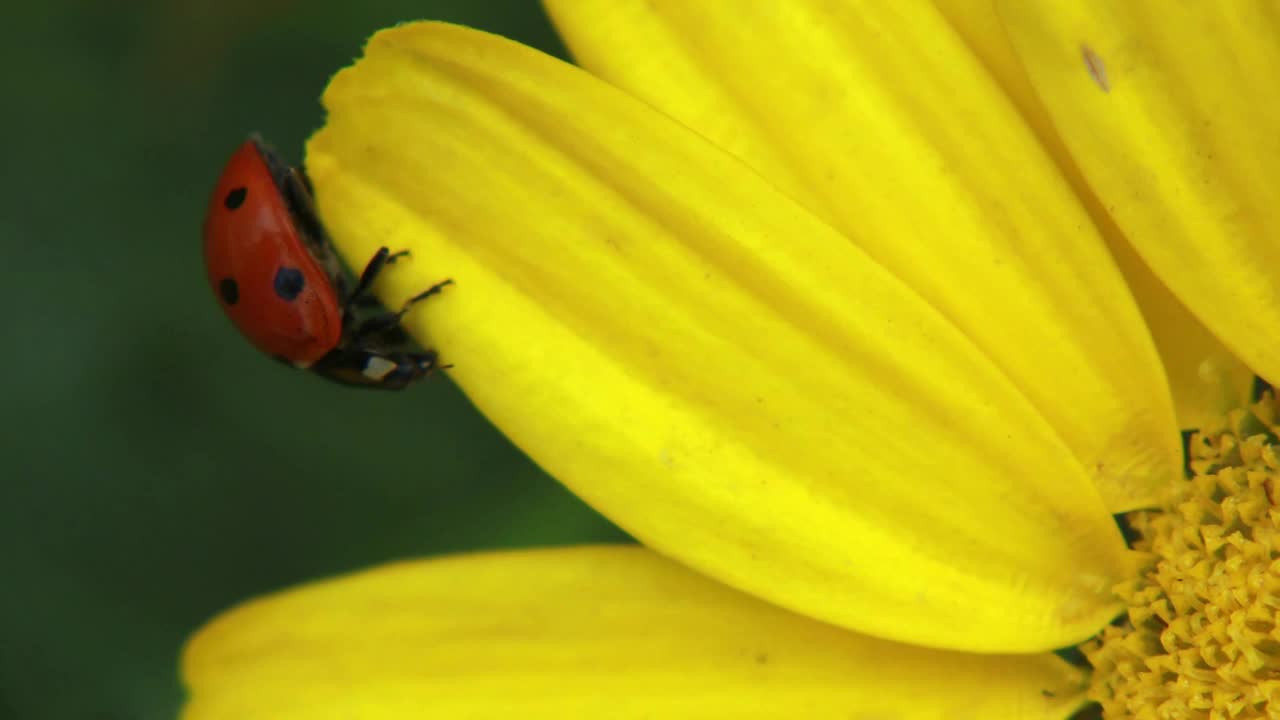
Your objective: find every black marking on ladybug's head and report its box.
[218,277,239,305]
[273,266,305,301]
[224,187,247,210]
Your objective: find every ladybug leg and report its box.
[345,247,441,305]
[348,248,423,298]
[343,246,395,313]
[341,248,424,314]
[311,347,444,390]
[408,278,454,300]
[352,279,455,344]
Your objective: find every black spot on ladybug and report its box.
[273,266,305,301]
[218,277,239,305]
[224,187,247,210]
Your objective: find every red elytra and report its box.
[203,139,342,366]
[203,136,452,389]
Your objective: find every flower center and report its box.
[1083,394,1280,718]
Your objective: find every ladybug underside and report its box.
[306,247,453,390]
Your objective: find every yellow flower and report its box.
[181,2,1280,717]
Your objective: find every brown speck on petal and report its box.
[1082,45,1110,92]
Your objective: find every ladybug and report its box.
[203,135,451,389]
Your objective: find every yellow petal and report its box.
[1105,235,1255,431]
[307,23,1131,652]
[182,546,1088,720]
[937,0,1256,431]
[999,1,1280,399]
[546,0,1180,511]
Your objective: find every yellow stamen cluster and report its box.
[1085,395,1280,719]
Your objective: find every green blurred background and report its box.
[2,3,626,718]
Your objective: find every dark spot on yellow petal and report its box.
[1082,45,1109,92]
